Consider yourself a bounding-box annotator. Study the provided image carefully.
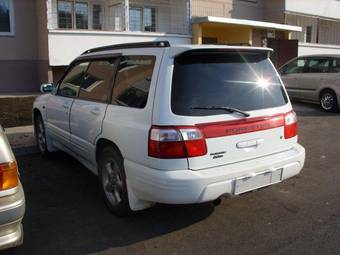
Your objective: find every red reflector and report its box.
[149,140,187,158]
[197,114,285,138]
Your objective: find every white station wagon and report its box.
[33,42,305,216]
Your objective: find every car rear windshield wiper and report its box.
[190,106,250,117]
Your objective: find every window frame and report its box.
[129,5,157,32]
[57,0,90,30]
[56,61,90,99]
[0,0,15,36]
[110,55,157,109]
[56,55,120,103]
[306,57,331,73]
[77,58,120,103]
[282,57,308,75]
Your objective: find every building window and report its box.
[92,4,102,30]
[305,26,312,43]
[143,7,156,32]
[129,6,156,32]
[58,1,73,29]
[0,0,14,35]
[75,2,88,29]
[57,1,89,30]
[129,7,142,31]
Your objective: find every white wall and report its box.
[298,43,340,56]
[286,0,340,20]
[48,30,191,66]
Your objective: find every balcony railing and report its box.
[47,0,191,35]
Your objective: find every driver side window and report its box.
[58,62,90,98]
[284,58,307,75]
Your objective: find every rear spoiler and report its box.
[174,48,272,63]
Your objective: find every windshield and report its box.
[171,50,288,116]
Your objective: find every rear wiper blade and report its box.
[191,106,250,117]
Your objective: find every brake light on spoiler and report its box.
[149,111,297,159]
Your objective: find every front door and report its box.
[70,58,118,163]
[46,62,89,145]
[280,57,308,99]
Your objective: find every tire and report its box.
[98,146,131,216]
[320,90,338,112]
[34,115,51,157]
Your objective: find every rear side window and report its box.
[112,55,156,108]
[78,59,117,103]
[58,62,89,98]
[171,51,288,116]
[330,58,340,73]
[307,58,330,73]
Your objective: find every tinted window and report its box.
[171,51,288,116]
[283,58,307,74]
[112,56,156,108]
[58,62,89,98]
[0,0,11,32]
[307,58,330,73]
[78,59,117,102]
[330,58,340,73]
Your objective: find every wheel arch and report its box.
[95,138,123,163]
[319,87,337,99]
[33,108,42,122]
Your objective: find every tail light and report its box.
[284,111,298,139]
[148,126,207,158]
[0,161,19,191]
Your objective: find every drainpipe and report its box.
[124,0,129,31]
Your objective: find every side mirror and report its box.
[40,83,54,93]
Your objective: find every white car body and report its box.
[33,43,305,211]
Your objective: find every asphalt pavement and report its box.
[3,101,340,255]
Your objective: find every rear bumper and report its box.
[126,144,305,206]
[0,183,25,250]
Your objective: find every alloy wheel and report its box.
[321,93,335,111]
[102,160,123,206]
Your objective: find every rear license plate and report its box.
[234,168,283,195]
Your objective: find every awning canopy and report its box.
[193,16,302,32]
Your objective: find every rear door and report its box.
[298,57,331,100]
[70,58,118,162]
[170,50,295,170]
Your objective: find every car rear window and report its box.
[171,50,288,116]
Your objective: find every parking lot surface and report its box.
[3,102,340,255]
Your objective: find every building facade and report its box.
[191,0,340,56]
[2,0,340,93]
[0,0,191,93]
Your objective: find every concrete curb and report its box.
[4,125,37,156]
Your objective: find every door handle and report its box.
[237,139,264,149]
[90,108,101,116]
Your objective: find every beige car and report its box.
[279,55,340,112]
[0,125,25,250]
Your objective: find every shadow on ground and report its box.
[3,153,213,255]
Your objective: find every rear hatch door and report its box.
[171,49,296,170]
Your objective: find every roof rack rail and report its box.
[82,41,171,55]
